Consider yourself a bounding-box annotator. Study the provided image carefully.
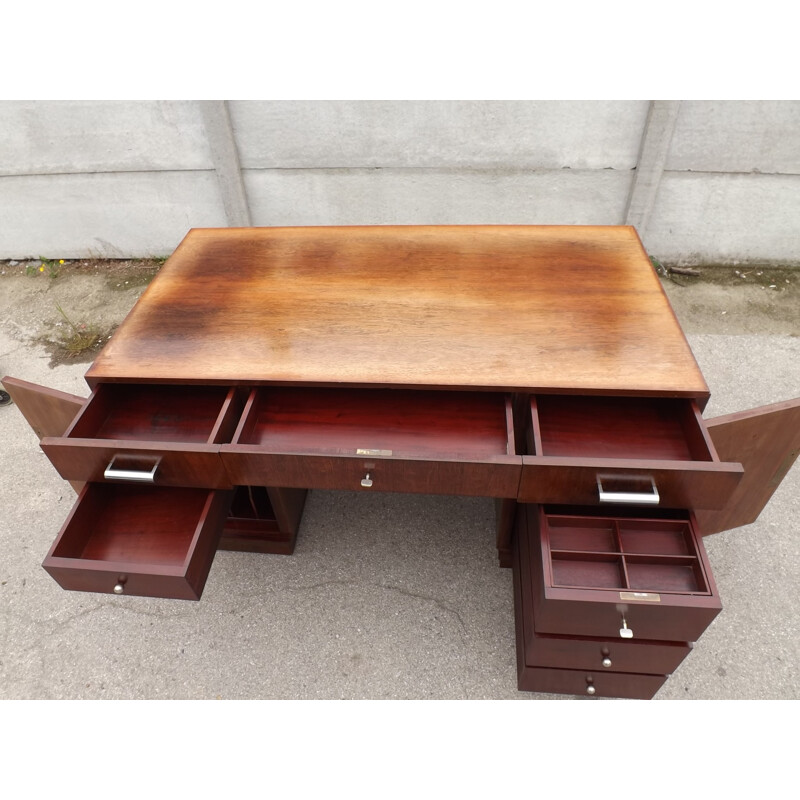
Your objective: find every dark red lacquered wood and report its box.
[696,397,800,536]
[219,486,307,555]
[222,387,521,497]
[526,504,721,642]
[40,385,244,488]
[43,484,232,600]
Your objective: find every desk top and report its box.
[86,225,709,399]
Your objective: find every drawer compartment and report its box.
[221,387,521,497]
[513,514,692,677]
[42,483,232,600]
[523,505,721,642]
[41,384,244,488]
[518,395,743,509]
[517,665,667,699]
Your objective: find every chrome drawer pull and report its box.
[104,456,159,483]
[360,473,373,488]
[597,476,659,505]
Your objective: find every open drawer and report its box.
[518,395,744,509]
[41,383,244,488]
[43,483,233,600]
[522,504,722,642]
[220,387,521,497]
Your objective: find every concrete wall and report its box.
[1,100,798,264]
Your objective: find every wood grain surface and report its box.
[86,226,709,398]
[695,397,800,536]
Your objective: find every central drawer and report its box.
[220,387,521,497]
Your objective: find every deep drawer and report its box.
[513,517,691,676]
[522,504,722,643]
[221,387,521,497]
[42,483,233,600]
[40,383,243,488]
[518,395,743,509]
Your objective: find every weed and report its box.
[53,301,101,355]
[26,256,64,278]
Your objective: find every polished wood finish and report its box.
[696,397,800,536]
[2,375,87,493]
[516,665,667,699]
[221,387,521,497]
[43,484,232,600]
[2,375,85,439]
[526,504,721,642]
[520,395,744,508]
[533,395,716,460]
[86,226,709,399]
[513,521,671,698]
[514,512,692,675]
[40,384,243,488]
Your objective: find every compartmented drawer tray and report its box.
[513,513,692,677]
[523,504,722,642]
[43,483,232,600]
[40,383,243,488]
[221,387,521,497]
[518,395,743,509]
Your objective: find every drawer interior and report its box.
[528,395,716,461]
[543,511,710,595]
[67,384,241,444]
[51,484,214,567]
[232,387,516,459]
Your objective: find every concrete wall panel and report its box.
[230,101,649,169]
[0,172,225,258]
[667,101,800,174]
[0,101,213,176]
[645,172,800,264]
[243,168,632,227]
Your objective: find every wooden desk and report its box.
[5,225,799,699]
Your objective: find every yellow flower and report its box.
[39,266,44,272]
[59,259,64,264]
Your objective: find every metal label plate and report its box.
[356,448,393,456]
[620,591,662,602]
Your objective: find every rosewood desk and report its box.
[6,225,799,699]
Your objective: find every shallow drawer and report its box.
[42,483,233,600]
[221,387,521,497]
[521,504,721,642]
[518,395,743,509]
[517,665,667,699]
[41,383,243,488]
[513,519,691,675]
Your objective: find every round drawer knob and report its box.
[361,473,373,488]
[586,685,596,695]
[602,657,612,668]
[113,583,125,594]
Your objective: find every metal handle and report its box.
[597,476,659,505]
[360,473,373,488]
[104,456,159,483]
[602,657,612,668]
[619,616,633,639]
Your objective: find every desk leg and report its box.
[219,486,307,555]
[496,498,517,568]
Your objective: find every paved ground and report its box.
[0,264,798,700]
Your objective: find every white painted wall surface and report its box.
[1,100,798,264]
